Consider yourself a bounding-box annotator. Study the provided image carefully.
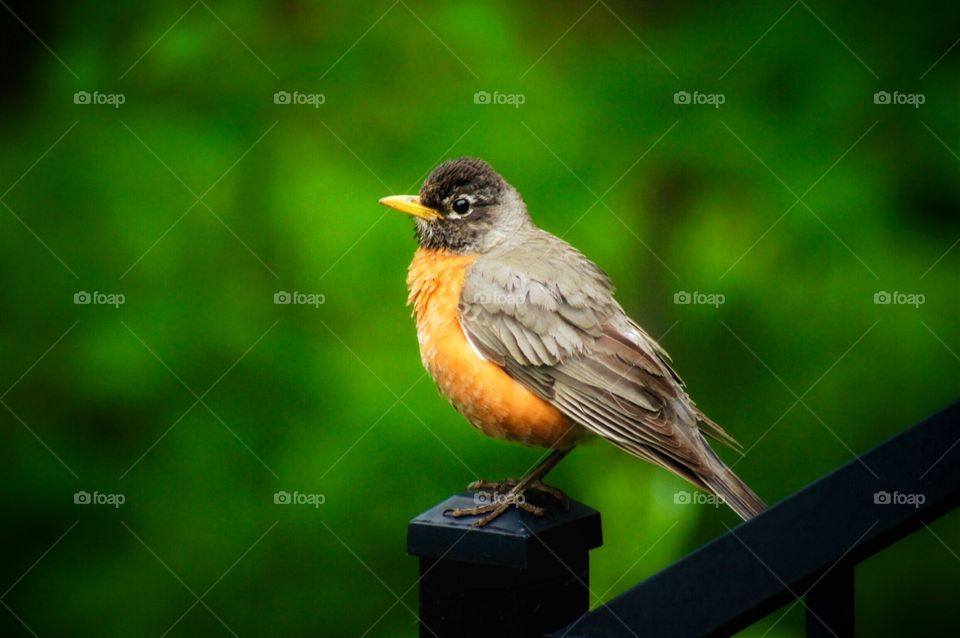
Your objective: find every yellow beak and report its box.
[378,195,442,221]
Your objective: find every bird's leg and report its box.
[447,448,572,527]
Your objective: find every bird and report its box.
[379,157,766,526]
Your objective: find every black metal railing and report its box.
[408,400,960,637]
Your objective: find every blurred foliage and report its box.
[0,1,958,636]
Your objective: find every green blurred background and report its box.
[1,1,958,636]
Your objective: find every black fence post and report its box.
[806,563,854,638]
[407,492,602,638]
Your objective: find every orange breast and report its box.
[407,248,579,449]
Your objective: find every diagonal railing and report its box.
[551,400,960,638]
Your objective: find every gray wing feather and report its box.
[459,231,721,470]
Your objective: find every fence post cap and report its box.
[407,492,602,569]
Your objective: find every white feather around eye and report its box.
[446,194,477,219]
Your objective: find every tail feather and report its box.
[701,461,767,520]
[695,409,745,454]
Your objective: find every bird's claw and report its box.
[443,477,569,526]
[467,478,569,509]
[467,478,517,491]
[446,495,546,527]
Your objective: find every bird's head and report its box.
[379,157,530,253]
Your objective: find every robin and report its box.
[379,157,766,526]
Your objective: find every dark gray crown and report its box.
[419,157,505,210]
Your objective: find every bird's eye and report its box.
[451,198,470,215]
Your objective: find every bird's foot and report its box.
[443,478,569,527]
[467,478,569,507]
[446,482,544,527]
